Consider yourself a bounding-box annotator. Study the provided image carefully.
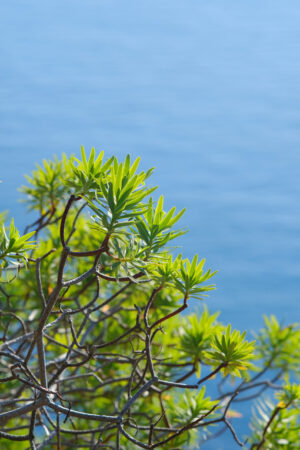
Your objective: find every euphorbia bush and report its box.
[0,148,299,449]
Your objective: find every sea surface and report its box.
[1,1,300,447]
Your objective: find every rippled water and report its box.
[1,1,300,447]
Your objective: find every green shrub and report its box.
[0,148,299,449]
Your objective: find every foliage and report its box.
[255,315,300,375]
[249,379,300,448]
[0,219,35,271]
[0,148,299,449]
[208,325,255,378]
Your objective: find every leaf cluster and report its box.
[20,156,70,212]
[255,315,300,374]
[0,219,35,269]
[208,325,255,378]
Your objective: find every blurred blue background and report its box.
[1,1,300,447]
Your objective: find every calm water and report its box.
[1,1,300,447]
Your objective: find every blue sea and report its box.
[1,1,300,447]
